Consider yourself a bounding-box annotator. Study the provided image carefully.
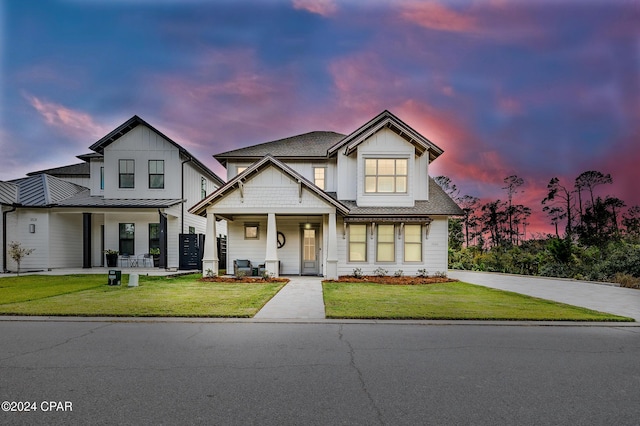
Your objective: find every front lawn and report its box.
[0,274,285,317]
[323,281,633,321]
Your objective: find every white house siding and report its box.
[103,211,162,256]
[213,166,334,216]
[336,216,450,277]
[89,159,104,196]
[356,128,416,208]
[48,212,83,269]
[225,215,323,275]
[336,151,357,200]
[102,125,182,200]
[92,214,105,267]
[181,162,215,235]
[5,209,49,272]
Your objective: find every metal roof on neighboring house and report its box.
[27,162,90,177]
[0,181,18,205]
[213,131,346,167]
[55,190,184,208]
[8,174,88,207]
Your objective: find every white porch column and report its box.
[201,209,218,277]
[326,212,338,279]
[265,213,279,277]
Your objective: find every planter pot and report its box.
[106,254,118,268]
[153,255,159,268]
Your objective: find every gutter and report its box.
[2,206,17,273]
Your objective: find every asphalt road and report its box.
[1,320,639,426]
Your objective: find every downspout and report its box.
[181,157,193,234]
[2,206,17,273]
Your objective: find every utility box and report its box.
[108,270,121,286]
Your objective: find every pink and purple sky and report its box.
[1,0,638,236]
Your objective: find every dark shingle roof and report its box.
[338,178,463,217]
[213,131,346,166]
[27,162,90,177]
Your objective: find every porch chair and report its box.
[233,259,252,277]
[141,253,154,267]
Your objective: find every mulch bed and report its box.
[326,276,458,285]
[199,277,290,284]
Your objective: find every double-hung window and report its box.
[314,167,326,190]
[404,225,422,262]
[119,160,135,188]
[149,160,164,189]
[365,158,407,193]
[348,224,367,262]
[376,224,395,262]
[200,177,207,199]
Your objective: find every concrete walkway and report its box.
[448,270,640,321]
[254,276,325,319]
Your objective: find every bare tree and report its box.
[502,175,524,244]
[542,177,576,238]
[8,241,35,276]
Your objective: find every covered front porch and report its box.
[202,211,340,279]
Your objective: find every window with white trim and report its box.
[365,158,407,193]
[348,224,367,262]
[376,224,395,262]
[148,160,164,189]
[314,167,325,190]
[404,224,422,262]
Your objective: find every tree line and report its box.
[436,171,640,289]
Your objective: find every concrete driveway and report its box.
[448,270,640,321]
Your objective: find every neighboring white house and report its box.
[190,110,463,279]
[1,115,224,273]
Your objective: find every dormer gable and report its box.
[328,110,444,162]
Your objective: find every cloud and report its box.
[25,94,108,141]
[292,0,337,17]
[399,1,479,33]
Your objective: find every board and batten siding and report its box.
[48,212,83,269]
[5,210,49,271]
[102,125,182,200]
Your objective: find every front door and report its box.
[301,228,319,275]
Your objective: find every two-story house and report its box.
[190,110,462,279]
[1,115,224,273]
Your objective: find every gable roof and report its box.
[89,115,224,186]
[8,174,88,207]
[190,154,350,216]
[27,162,90,178]
[213,131,345,167]
[327,110,444,162]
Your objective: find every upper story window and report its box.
[314,167,326,190]
[148,160,164,189]
[100,167,104,190]
[200,177,207,199]
[365,158,407,193]
[119,159,135,189]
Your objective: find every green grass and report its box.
[323,281,633,321]
[0,274,285,317]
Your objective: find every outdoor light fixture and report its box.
[29,224,36,233]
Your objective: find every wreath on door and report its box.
[277,231,286,248]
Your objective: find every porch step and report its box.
[254,277,325,319]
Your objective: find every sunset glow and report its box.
[1,0,638,236]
